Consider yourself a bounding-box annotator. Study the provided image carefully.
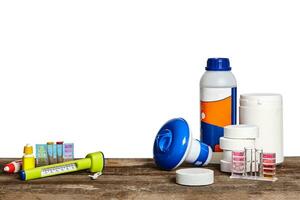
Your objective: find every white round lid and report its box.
[224,124,259,139]
[176,168,214,186]
[220,137,255,151]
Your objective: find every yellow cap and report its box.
[47,142,54,145]
[23,144,33,155]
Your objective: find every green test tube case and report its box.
[20,151,104,181]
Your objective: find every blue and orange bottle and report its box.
[200,58,237,162]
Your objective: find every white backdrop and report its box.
[0,1,299,158]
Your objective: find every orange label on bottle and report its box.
[201,96,232,127]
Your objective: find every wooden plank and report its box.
[0,157,300,199]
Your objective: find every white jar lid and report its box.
[176,168,214,186]
[220,137,255,151]
[220,159,232,173]
[240,93,282,107]
[224,124,259,139]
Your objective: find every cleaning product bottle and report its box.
[22,144,35,170]
[200,58,237,163]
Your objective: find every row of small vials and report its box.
[36,142,74,166]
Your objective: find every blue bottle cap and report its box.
[206,58,231,71]
[153,118,191,170]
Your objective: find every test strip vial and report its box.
[47,142,56,164]
[56,142,64,163]
[63,143,74,162]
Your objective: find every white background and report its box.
[0,1,299,158]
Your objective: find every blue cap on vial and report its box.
[206,58,231,71]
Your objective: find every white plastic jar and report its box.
[239,93,283,164]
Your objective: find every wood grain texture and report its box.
[0,157,300,200]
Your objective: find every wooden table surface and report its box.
[0,157,299,200]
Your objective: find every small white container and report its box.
[220,137,255,151]
[224,125,258,139]
[239,93,283,164]
[220,125,259,173]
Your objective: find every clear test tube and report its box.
[244,148,253,176]
[262,152,276,178]
[255,149,263,177]
[231,150,245,176]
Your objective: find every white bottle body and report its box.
[200,71,237,163]
[200,71,237,88]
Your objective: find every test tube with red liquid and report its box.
[231,150,245,176]
[262,153,276,178]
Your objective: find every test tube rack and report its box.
[230,148,277,182]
